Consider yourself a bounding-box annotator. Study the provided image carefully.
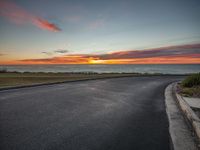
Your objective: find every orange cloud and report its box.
[15,55,94,64]
[0,0,61,32]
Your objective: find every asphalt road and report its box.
[0,76,183,150]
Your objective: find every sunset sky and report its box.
[0,0,200,64]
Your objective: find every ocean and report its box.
[0,64,199,74]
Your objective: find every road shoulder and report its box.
[165,83,198,150]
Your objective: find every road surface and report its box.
[0,76,182,150]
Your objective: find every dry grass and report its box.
[179,73,200,98]
[0,72,138,89]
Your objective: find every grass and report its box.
[0,72,140,89]
[179,73,200,97]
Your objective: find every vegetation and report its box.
[0,68,8,73]
[0,69,181,89]
[180,73,200,97]
[181,73,200,87]
[0,72,139,89]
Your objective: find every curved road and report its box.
[0,76,183,150]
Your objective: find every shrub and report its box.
[0,68,8,73]
[181,73,200,88]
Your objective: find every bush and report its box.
[0,68,8,73]
[181,73,200,88]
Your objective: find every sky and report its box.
[0,0,200,64]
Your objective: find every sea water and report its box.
[0,64,199,74]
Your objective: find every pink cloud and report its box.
[0,0,61,32]
[33,18,61,32]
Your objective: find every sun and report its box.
[88,59,104,64]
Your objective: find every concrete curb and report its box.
[174,83,200,141]
[165,83,198,150]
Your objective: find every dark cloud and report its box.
[96,43,200,60]
[54,49,69,53]
[42,49,68,55]
[42,52,53,55]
